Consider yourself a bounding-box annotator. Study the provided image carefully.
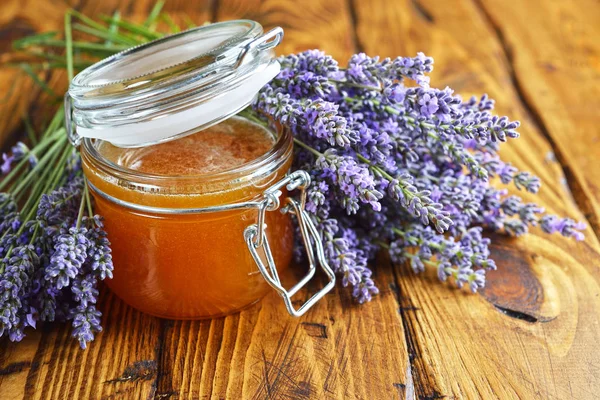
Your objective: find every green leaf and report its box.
[99,16,161,41]
[160,13,180,33]
[72,23,138,46]
[144,1,165,28]
[12,31,58,49]
[106,10,121,46]
[65,12,74,81]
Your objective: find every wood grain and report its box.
[0,0,599,399]
[354,0,600,398]
[476,0,600,239]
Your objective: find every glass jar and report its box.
[66,20,335,319]
[81,116,295,318]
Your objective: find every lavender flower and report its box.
[45,227,90,290]
[0,245,38,340]
[303,100,358,147]
[1,153,14,174]
[37,177,83,226]
[253,49,584,301]
[83,216,114,280]
[1,142,36,174]
[69,304,102,349]
[316,149,383,213]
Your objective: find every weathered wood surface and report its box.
[0,0,599,399]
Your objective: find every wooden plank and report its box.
[476,0,600,236]
[142,1,409,398]
[353,0,600,398]
[0,1,411,399]
[148,265,408,399]
[0,2,211,400]
[216,0,355,61]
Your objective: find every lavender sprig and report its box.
[251,49,585,299]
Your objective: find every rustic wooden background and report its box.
[0,0,599,399]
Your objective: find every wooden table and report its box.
[1,0,599,398]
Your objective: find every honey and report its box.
[99,118,276,175]
[81,117,294,319]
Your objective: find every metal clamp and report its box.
[244,170,336,317]
[234,27,284,69]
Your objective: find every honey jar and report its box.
[65,20,335,319]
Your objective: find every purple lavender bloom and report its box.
[418,93,439,117]
[541,215,586,241]
[390,52,434,86]
[1,153,14,174]
[83,216,114,280]
[0,245,38,340]
[352,273,379,304]
[303,100,358,147]
[316,149,383,213]
[45,227,90,290]
[71,274,99,308]
[382,83,406,104]
[251,49,586,302]
[1,143,36,175]
[37,177,83,226]
[306,181,329,214]
[279,49,339,76]
[70,304,102,349]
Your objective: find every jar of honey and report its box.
[65,20,335,319]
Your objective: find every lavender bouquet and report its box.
[0,4,584,348]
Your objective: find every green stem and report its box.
[41,109,64,139]
[19,142,66,215]
[293,138,323,158]
[161,13,180,33]
[68,8,135,45]
[329,78,383,92]
[402,251,440,268]
[0,128,65,192]
[23,116,38,145]
[377,240,390,249]
[25,39,127,54]
[75,180,88,229]
[49,146,73,191]
[105,11,121,46]
[29,223,40,245]
[72,23,138,46]
[98,17,162,40]
[144,1,165,28]
[11,135,67,196]
[65,12,74,81]
[85,180,94,217]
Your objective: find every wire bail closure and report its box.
[244,170,336,317]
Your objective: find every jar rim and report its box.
[71,20,261,89]
[81,114,292,186]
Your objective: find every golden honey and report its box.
[81,117,294,319]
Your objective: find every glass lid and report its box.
[65,20,283,148]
